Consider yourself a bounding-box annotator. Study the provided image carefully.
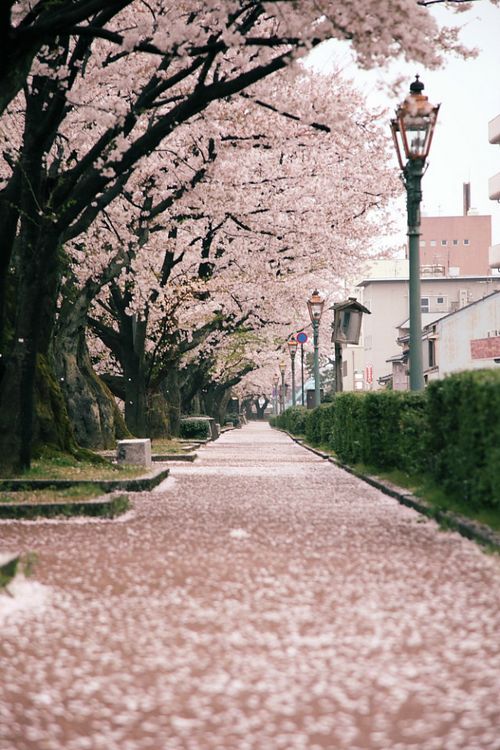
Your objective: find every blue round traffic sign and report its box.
[296,331,308,344]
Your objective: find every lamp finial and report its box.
[410,75,424,95]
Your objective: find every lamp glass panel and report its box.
[334,309,363,344]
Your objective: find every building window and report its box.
[421,297,430,313]
[436,296,446,305]
[441,240,447,246]
[428,339,436,368]
[430,240,437,247]
[420,240,426,247]
[452,239,459,245]
[464,239,470,245]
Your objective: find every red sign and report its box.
[470,337,500,359]
[365,365,373,384]
[296,331,308,344]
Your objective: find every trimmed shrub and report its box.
[272,406,308,435]
[179,418,211,440]
[319,403,336,445]
[283,406,308,435]
[331,392,365,463]
[359,391,403,469]
[397,391,430,475]
[427,370,500,509]
[305,407,322,444]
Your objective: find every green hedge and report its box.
[273,371,500,511]
[427,370,500,509]
[305,403,336,446]
[270,406,307,435]
[179,418,211,439]
[330,392,365,463]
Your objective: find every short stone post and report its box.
[116,438,152,468]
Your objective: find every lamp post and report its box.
[307,290,325,407]
[331,297,371,392]
[272,374,279,415]
[279,360,286,414]
[391,76,439,391]
[287,336,298,406]
[296,331,308,405]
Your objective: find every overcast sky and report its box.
[308,0,500,246]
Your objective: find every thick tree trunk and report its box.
[54,332,130,449]
[163,368,182,437]
[202,386,231,426]
[32,354,78,456]
[147,391,170,439]
[0,229,71,472]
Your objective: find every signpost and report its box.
[296,331,308,406]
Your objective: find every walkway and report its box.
[1,422,499,750]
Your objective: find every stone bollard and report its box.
[116,438,152,468]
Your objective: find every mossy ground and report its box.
[151,438,192,454]
[0,484,103,504]
[0,493,130,520]
[12,452,145,481]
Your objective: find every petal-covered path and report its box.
[1,422,499,750]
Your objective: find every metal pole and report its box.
[280,369,285,413]
[334,341,343,393]
[313,319,321,407]
[405,158,425,391]
[301,344,305,406]
[290,351,296,406]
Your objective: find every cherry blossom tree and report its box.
[66,66,397,438]
[0,0,484,472]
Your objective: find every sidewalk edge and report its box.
[275,427,500,551]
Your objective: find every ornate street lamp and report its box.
[331,297,371,392]
[307,290,325,407]
[287,335,298,406]
[391,75,439,391]
[279,360,286,414]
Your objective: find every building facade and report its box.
[354,265,500,389]
[419,213,492,276]
[422,291,500,381]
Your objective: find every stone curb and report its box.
[0,492,130,520]
[277,428,500,552]
[0,466,170,494]
[152,454,197,463]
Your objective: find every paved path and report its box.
[1,422,499,750]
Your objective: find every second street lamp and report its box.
[391,75,439,391]
[287,336,298,406]
[307,290,325,407]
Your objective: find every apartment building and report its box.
[354,261,500,389]
[419,212,491,276]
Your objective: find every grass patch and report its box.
[351,463,500,533]
[0,493,130,520]
[151,438,192,454]
[0,484,102,505]
[14,454,145,481]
